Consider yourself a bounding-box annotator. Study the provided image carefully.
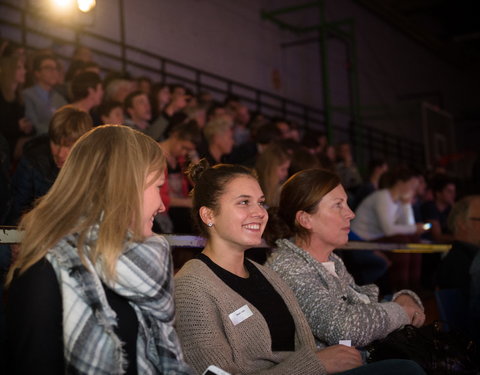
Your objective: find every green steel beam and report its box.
[317,0,333,143]
[261,1,321,18]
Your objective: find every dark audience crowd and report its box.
[1,40,480,373]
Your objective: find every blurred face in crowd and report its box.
[36,58,60,89]
[90,83,104,106]
[437,183,456,207]
[456,198,480,247]
[101,106,125,125]
[217,127,234,156]
[276,159,290,184]
[171,137,196,159]
[276,121,291,139]
[129,93,151,122]
[157,86,171,108]
[397,177,419,200]
[16,59,26,85]
[50,141,73,168]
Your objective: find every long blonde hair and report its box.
[255,142,291,207]
[0,55,24,102]
[7,125,165,285]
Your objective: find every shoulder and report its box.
[267,240,310,273]
[22,86,35,98]
[9,258,60,305]
[175,259,216,289]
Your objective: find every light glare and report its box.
[52,0,74,9]
[77,0,96,12]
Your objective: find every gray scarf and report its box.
[46,226,192,374]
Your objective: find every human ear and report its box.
[199,206,214,226]
[295,210,312,230]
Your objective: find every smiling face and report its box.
[202,175,268,251]
[141,171,166,236]
[298,184,355,251]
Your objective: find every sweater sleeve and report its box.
[174,266,324,375]
[271,256,410,348]
[375,191,416,236]
[6,258,65,374]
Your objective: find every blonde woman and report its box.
[6,125,191,374]
[255,141,291,207]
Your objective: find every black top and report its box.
[197,253,295,351]
[436,240,480,290]
[6,258,138,374]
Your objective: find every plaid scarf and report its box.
[46,226,192,374]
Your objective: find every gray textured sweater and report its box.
[174,258,326,375]
[266,239,423,348]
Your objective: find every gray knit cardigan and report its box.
[266,239,423,348]
[174,258,326,375]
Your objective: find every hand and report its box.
[394,295,425,327]
[316,345,362,374]
[18,117,33,134]
[415,223,426,235]
[410,310,426,327]
[400,193,413,204]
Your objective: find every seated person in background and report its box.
[9,106,92,224]
[351,166,427,290]
[255,141,291,208]
[137,75,152,96]
[468,200,480,343]
[335,142,363,199]
[6,125,191,374]
[158,120,201,233]
[200,115,234,165]
[69,71,104,114]
[265,168,425,349]
[351,158,388,211]
[98,100,125,125]
[228,122,282,167]
[103,76,135,104]
[174,160,425,375]
[0,54,33,162]
[288,145,321,176]
[421,174,456,243]
[351,165,428,241]
[437,195,480,290]
[22,54,67,135]
[124,90,152,132]
[439,195,480,343]
[225,95,251,146]
[147,84,191,141]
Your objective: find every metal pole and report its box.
[118,0,126,72]
[346,20,363,165]
[318,1,332,142]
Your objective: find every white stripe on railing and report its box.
[0,227,451,253]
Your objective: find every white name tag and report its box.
[228,304,253,326]
[339,340,352,347]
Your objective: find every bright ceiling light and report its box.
[52,0,75,9]
[77,0,96,13]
